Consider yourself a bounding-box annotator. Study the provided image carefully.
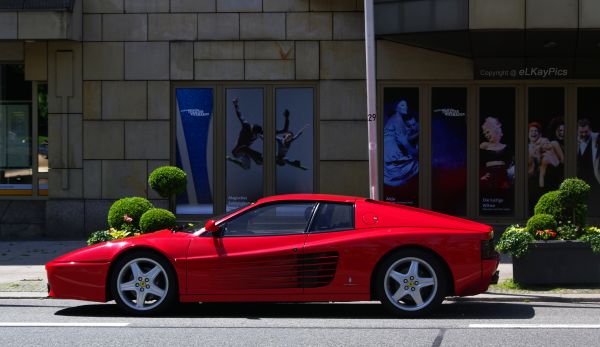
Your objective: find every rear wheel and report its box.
[375,250,447,317]
[111,251,177,315]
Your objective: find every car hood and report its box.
[47,230,193,264]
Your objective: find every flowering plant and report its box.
[535,229,557,240]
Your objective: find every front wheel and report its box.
[375,250,447,317]
[110,251,177,315]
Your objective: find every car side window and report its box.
[309,203,354,233]
[222,202,316,237]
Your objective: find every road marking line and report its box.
[0,322,130,327]
[470,324,600,329]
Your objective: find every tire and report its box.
[375,249,447,317]
[110,250,178,316]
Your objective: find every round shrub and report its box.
[108,197,153,229]
[534,190,563,221]
[525,214,557,235]
[148,166,187,198]
[559,178,591,206]
[140,208,177,233]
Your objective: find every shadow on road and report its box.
[55,301,535,319]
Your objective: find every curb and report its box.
[449,292,600,303]
[0,292,47,299]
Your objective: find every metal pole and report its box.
[364,0,379,200]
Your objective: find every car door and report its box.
[187,202,316,295]
[302,202,370,295]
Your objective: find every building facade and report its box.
[0,0,599,239]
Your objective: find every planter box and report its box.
[513,240,600,285]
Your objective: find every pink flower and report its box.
[123,214,133,223]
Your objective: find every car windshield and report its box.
[173,205,249,234]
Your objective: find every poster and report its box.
[527,87,565,214]
[431,87,467,215]
[175,88,214,215]
[577,87,600,217]
[382,88,419,206]
[226,88,264,211]
[275,88,314,194]
[479,87,516,215]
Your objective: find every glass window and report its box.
[275,87,314,194]
[223,202,315,237]
[382,87,420,206]
[431,87,468,215]
[226,88,264,211]
[577,87,600,217]
[479,87,516,216]
[0,64,32,195]
[175,88,215,215]
[527,87,565,214]
[309,203,354,233]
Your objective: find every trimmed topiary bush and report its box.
[148,166,187,198]
[534,190,563,221]
[559,178,591,206]
[139,208,177,233]
[526,214,557,235]
[107,197,153,229]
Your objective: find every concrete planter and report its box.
[513,240,600,285]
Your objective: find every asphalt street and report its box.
[1,299,599,347]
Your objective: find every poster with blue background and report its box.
[175,88,214,215]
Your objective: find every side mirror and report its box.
[204,219,220,235]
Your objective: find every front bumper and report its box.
[46,261,110,302]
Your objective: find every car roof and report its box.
[256,194,361,204]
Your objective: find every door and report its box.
[186,202,316,295]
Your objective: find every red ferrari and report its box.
[46,194,499,317]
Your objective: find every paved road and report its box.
[1,298,599,346]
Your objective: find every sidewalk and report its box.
[1,241,599,303]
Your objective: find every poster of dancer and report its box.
[226,88,264,211]
[275,88,314,194]
[382,87,419,206]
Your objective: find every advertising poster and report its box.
[175,88,214,215]
[382,87,419,206]
[431,87,467,215]
[527,87,565,214]
[577,87,600,217]
[275,88,314,194]
[479,87,516,215]
[226,88,264,211]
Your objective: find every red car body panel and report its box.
[46,194,498,304]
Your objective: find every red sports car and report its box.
[46,194,499,317]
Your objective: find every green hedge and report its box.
[534,190,563,221]
[148,166,187,198]
[526,214,557,235]
[139,208,177,233]
[107,197,153,229]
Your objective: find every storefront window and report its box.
[431,87,467,215]
[175,88,214,215]
[382,87,419,206]
[275,88,314,194]
[0,64,32,196]
[37,83,48,174]
[479,87,516,216]
[577,87,600,217]
[527,87,565,214]
[226,88,264,211]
